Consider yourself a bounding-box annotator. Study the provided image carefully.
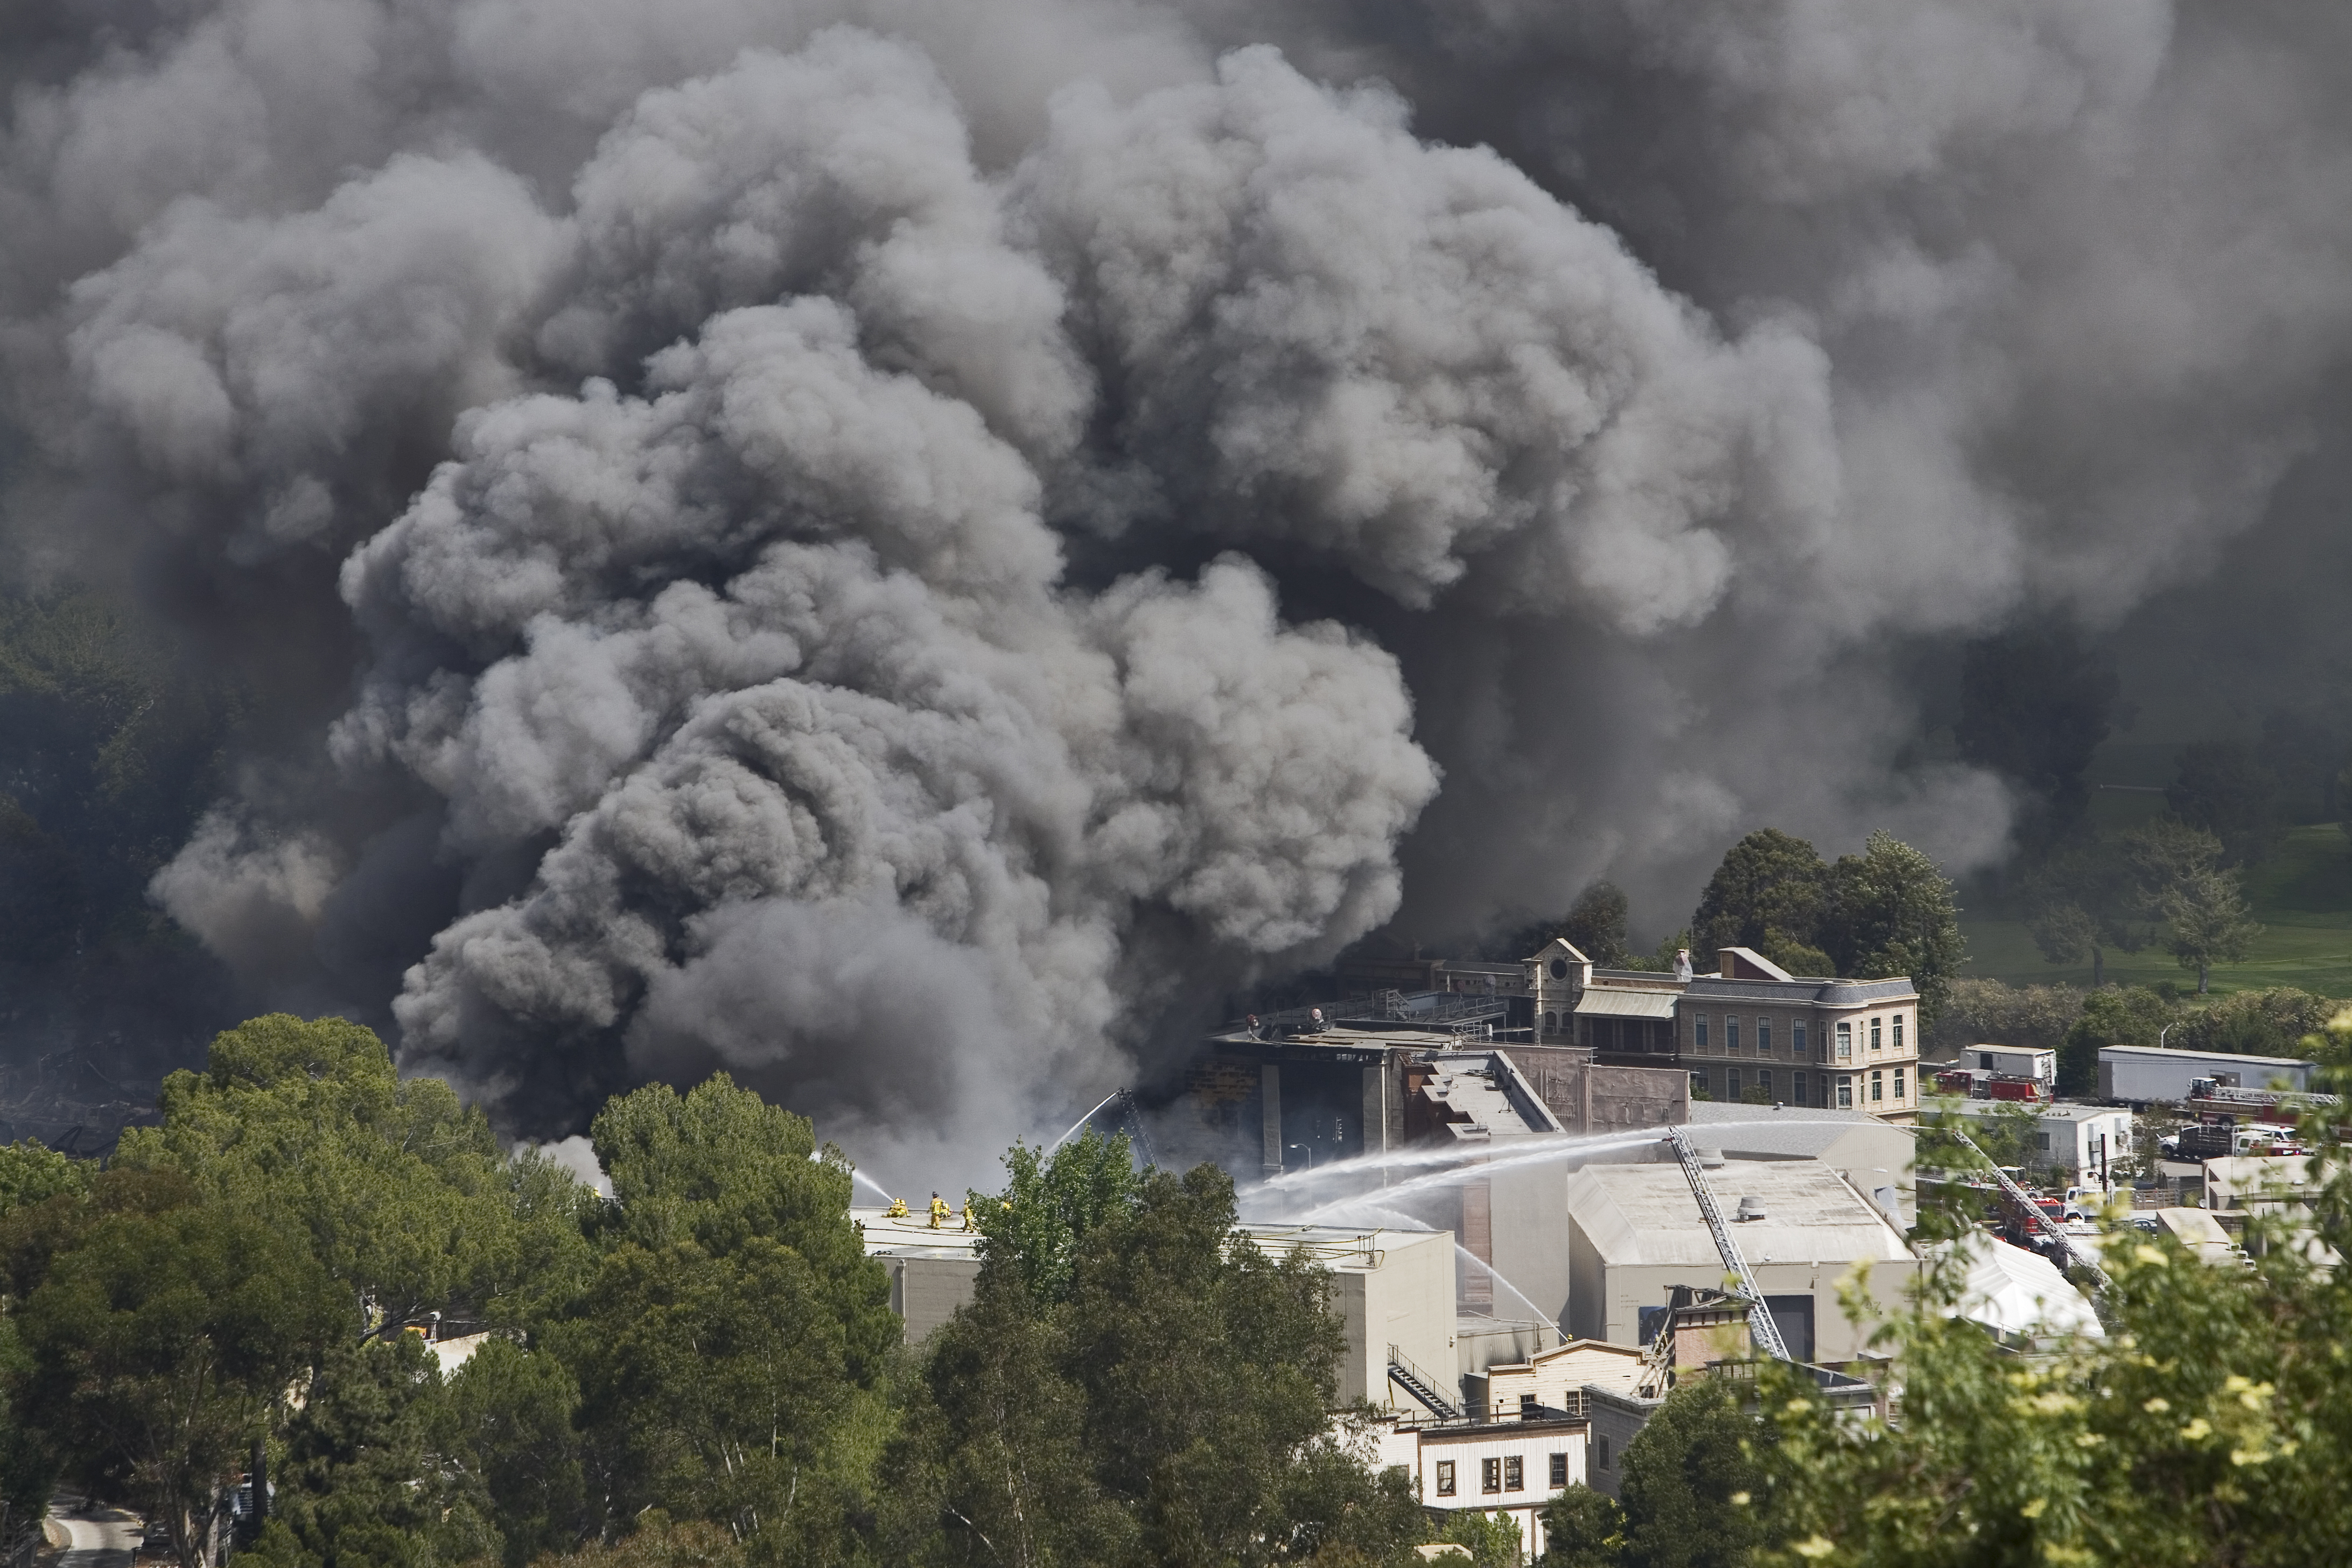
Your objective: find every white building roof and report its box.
[1939,1234,2102,1340]
[1564,1162,1913,1270]
[848,1209,1444,1273]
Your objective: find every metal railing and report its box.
[1387,1343,1461,1419]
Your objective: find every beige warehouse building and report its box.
[1546,1161,1915,1365]
[856,1209,1457,1411]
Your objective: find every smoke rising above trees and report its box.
[4,2,2352,1171]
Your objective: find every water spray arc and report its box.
[1047,1088,1157,1168]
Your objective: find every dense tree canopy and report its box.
[1688,829,1964,1021]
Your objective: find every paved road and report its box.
[48,1499,140,1568]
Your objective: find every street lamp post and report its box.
[1286,1143,1315,1172]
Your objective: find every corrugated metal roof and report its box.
[1574,988,1679,1020]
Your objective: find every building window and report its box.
[1758,1017,1773,1056]
[1520,1394,1538,1419]
[1871,1069,1884,1103]
[1436,1461,1456,1497]
[1726,1016,1741,1054]
[1794,1021,1809,1059]
[1696,1015,1709,1051]
[1596,1436,1612,1471]
[1838,1076,1853,1109]
[1758,1069,1773,1100]
[1893,1015,1905,1052]
[1690,1071,1708,1099]
[1544,1011,1557,1034]
[1727,1069,1742,1099]
[1794,1071,1808,1107]
[1894,1067,1906,1101]
[1504,1457,1525,1492]
[1871,1016,1882,1051]
[1550,1452,1569,1488]
[2038,1133,2051,1151]
[1836,1021,1853,1060]
[1482,1458,1503,1495]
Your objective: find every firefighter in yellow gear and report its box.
[961,1200,976,1231]
[885,1197,908,1219]
[929,1192,950,1229]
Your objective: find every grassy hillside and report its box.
[1961,823,2352,999]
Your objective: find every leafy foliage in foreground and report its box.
[3,1032,1430,1568]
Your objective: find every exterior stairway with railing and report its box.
[1387,1343,1461,1419]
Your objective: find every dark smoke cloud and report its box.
[3,0,2349,1181]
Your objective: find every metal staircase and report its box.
[1386,1343,1461,1419]
[1664,1126,1791,1361]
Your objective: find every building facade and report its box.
[1525,940,1923,1124]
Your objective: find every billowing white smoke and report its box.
[8,0,2347,1177]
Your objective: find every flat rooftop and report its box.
[849,1208,1444,1273]
[1565,1162,1913,1270]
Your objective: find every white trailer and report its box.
[1968,1045,2056,1086]
[2097,1045,2314,1105]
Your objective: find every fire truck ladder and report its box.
[1663,1126,1791,1362]
[1386,1343,1460,1419]
[1949,1129,2111,1291]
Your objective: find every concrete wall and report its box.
[1321,1228,1456,1411]
[883,1255,980,1342]
[1503,1050,1689,1135]
[1572,1255,1911,1365]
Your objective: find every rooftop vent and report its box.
[1697,1146,1727,1168]
[1735,1195,1766,1222]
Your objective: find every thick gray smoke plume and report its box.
[5,0,2350,1179]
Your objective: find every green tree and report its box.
[114,1014,597,1338]
[1690,831,1832,969]
[887,1267,1130,1567]
[1954,625,2120,851]
[1435,1508,1525,1566]
[2160,865,2261,994]
[590,1074,894,1373]
[2169,987,2335,1059]
[971,1129,1144,1305]
[442,1338,589,1568]
[1824,831,1966,1026]
[1511,882,1637,969]
[899,1151,1380,1568]
[1538,1485,1625,1568]
[11,1185,348,1568]
[0,1137,88,1216]
[2121,818,2224,908]
[1927,979,2085,1060]
[1616,1380,1760,1568]
[1066,1165,1354,1563]
[247,1333,499,1568]
[2059,984,2181,1094]
[2020,839,2147,988]
[2168,740,2287,865]
[555,1076,897,1557]
[1752,1009,2352,1567]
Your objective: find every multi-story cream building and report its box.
[1524,941,1923,1124]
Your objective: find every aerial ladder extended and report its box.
[1945,1128,2111,1291]
[1663,1126,1791,1362]
[1047,1088,1157,1170]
